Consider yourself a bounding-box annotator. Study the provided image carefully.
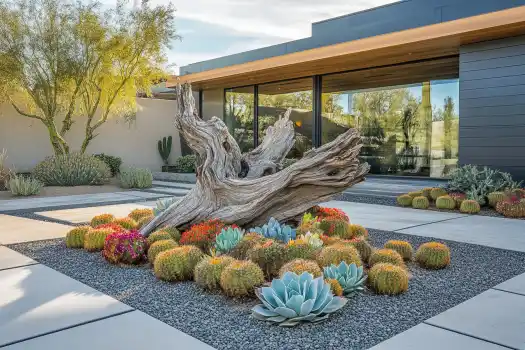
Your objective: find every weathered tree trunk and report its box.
[140,83,370,236]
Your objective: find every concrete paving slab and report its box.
[0,247,36,271]
[322,200,465,231]
[426,289,525,350]
[0,264,133,347]
[494,272,525,296]
[0,215,72,244]
[369,323,506,350]
[398,215,525,252]
[3,310,215,350]
[152,180,195,189]
[36,203,150,224]
[123,190,168,199]
[148,187,190,196]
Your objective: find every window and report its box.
[225,86,255,153]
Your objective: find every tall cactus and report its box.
[158,136,172,165]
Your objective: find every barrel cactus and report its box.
[449,192,467,206]
[350,224,368,238]
[323,261,366,295]
[161,226,181,242]
[252,272,347,327]
[287,239,318,260]
[279,259,322,278]
[408,191,423,198]
[319,217,352,238]
[220,260,264,297]
[430,188,447,201]
[412,196,430,209]
[368,263,409,295]
[147,230,173,246]
[84,228,112,252]
[436,196,456,210]
[194,256,235,290]
[317,244,362,267]
[147,239,178,264]
[90,213,115,228]
[128,208,154,221]
[229,232,266,259]
[325,278,343,297]
[415,242,450,269]
[114,217,138,230]
[496,198,525,218]
[397,194,413,207]
[488,192,508,208]
[214,227,244,255]
[136,215,154,229]
[248,240,289,278]
[369,248,405,268]
[421,187,433,199]
[384,240,413,260]
[65,226,91,248]
[250,217,296,244]
[460,200,481,214]
[346,238,373,263]
[154,245,204,281]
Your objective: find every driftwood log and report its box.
[140,83,370,237]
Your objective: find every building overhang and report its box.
[167,6,525,90]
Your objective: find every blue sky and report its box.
[141,0,400,73]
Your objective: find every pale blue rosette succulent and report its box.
[323,262,366,296]
[214,227,244,254]
[250,217,296,244]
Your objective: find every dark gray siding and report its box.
[181,0,525,75]
[459,35,525,180]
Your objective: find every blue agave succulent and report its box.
[215,227,244,254]
[153,197,178,215]
[250,217,296,243]
[323,262,367,296]
[251,271,347,327]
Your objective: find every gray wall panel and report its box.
[459,35,525,180]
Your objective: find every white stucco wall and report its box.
[0,98,182,172]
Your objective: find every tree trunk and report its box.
[140,83,370,236]
[45,122,70,156]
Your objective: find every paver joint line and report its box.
[0,309,136,349]
[393,215,467,232]
[422,322,520,350]
[491,287,525,298]
[0,262,40,272]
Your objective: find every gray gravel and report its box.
[9,229,525,350]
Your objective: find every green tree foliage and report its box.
[0,0,178,155]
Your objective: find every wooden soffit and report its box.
[167,6,525,90]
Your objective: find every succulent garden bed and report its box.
[8,204,525,349]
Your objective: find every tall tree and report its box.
[0,0,178,155]
[442,96,455,159]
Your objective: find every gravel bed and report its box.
[9,230,525,350]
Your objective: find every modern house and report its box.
[168,0,525,180]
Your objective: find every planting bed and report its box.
[10,229,525,350]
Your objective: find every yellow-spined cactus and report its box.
[415,242,450,269]
[319,217,352,238]
[136,215,154,229]
[412,196,430,209]
[368,263,409,295]
[161,226,181,242]
[436,196,456,210]
[147,239,178,264]
[369,248,405,268]
[317,244,362,267]
[384,240,413,261]
[397,194,413,207]
[408,191,423,198]
[128,208,154,221]
[247,240,289,278]
[147,230,174,246]
[488,192,507,208]
[154,245,204,281]
[90,213,115,228]
[84,228,112,252]
[230,232,265,259]
[325,278,343,297]
[430,188,447,201]
[219,260,264,297]
[194,256,235,290]
[278,259,322,278]
[421,187,434,199]
[460,200,480,214]
[114,217,138,230]
[66,226,92,248]
[350,224,368,238]
[287,239,318,260]
[346,238,373,263]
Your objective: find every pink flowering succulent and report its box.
[103,230,147,265]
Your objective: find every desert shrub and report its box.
[317,244,361,267]
[173,154,197,173]
[368,263,409,295]
[279,259,322,278]
[350,224,368,238]
[114,217,138,230]
[93,154,122,176]
[369,248,405,268]
[7,174,43,196]
[311,206,350,222]
[103,231,147,265]
[154,245,204,281]
[415,242,450,269]
[66,226,91,248]
[0,149,11,191]
[446,164,522,206]
[180,219,231,250]
[147,230,173,245]
[84,228,112,251]
[459,200,480,214]
[136,215,154,229]
[229,232,266,259]
[247,240,289,278]
[408,191,423,198]
[161,226,181,241]
[319,217,352,238]
[33,153,110,186]
[384,240,413,260]
[488,192,508,208]
[219,260,264,297]
[90,214,116,227]
[194,256,235,290]
[119,167,153,189]
[430,188,447,201]
[281,158,297,169]
[496,197,525,218]
[325,278,343,296]
[128,208,154,221]
[412,196,430,209]
[435,195,456,210]
[147,239,178,264]
[397,194,413,207]
[287,239,319,260]
[346,238,373,263]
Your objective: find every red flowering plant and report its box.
[103,230,147,265]
[95,223,126,233]
[496,195,525,218]
[179,219,238,250]
[312,206,350,222]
